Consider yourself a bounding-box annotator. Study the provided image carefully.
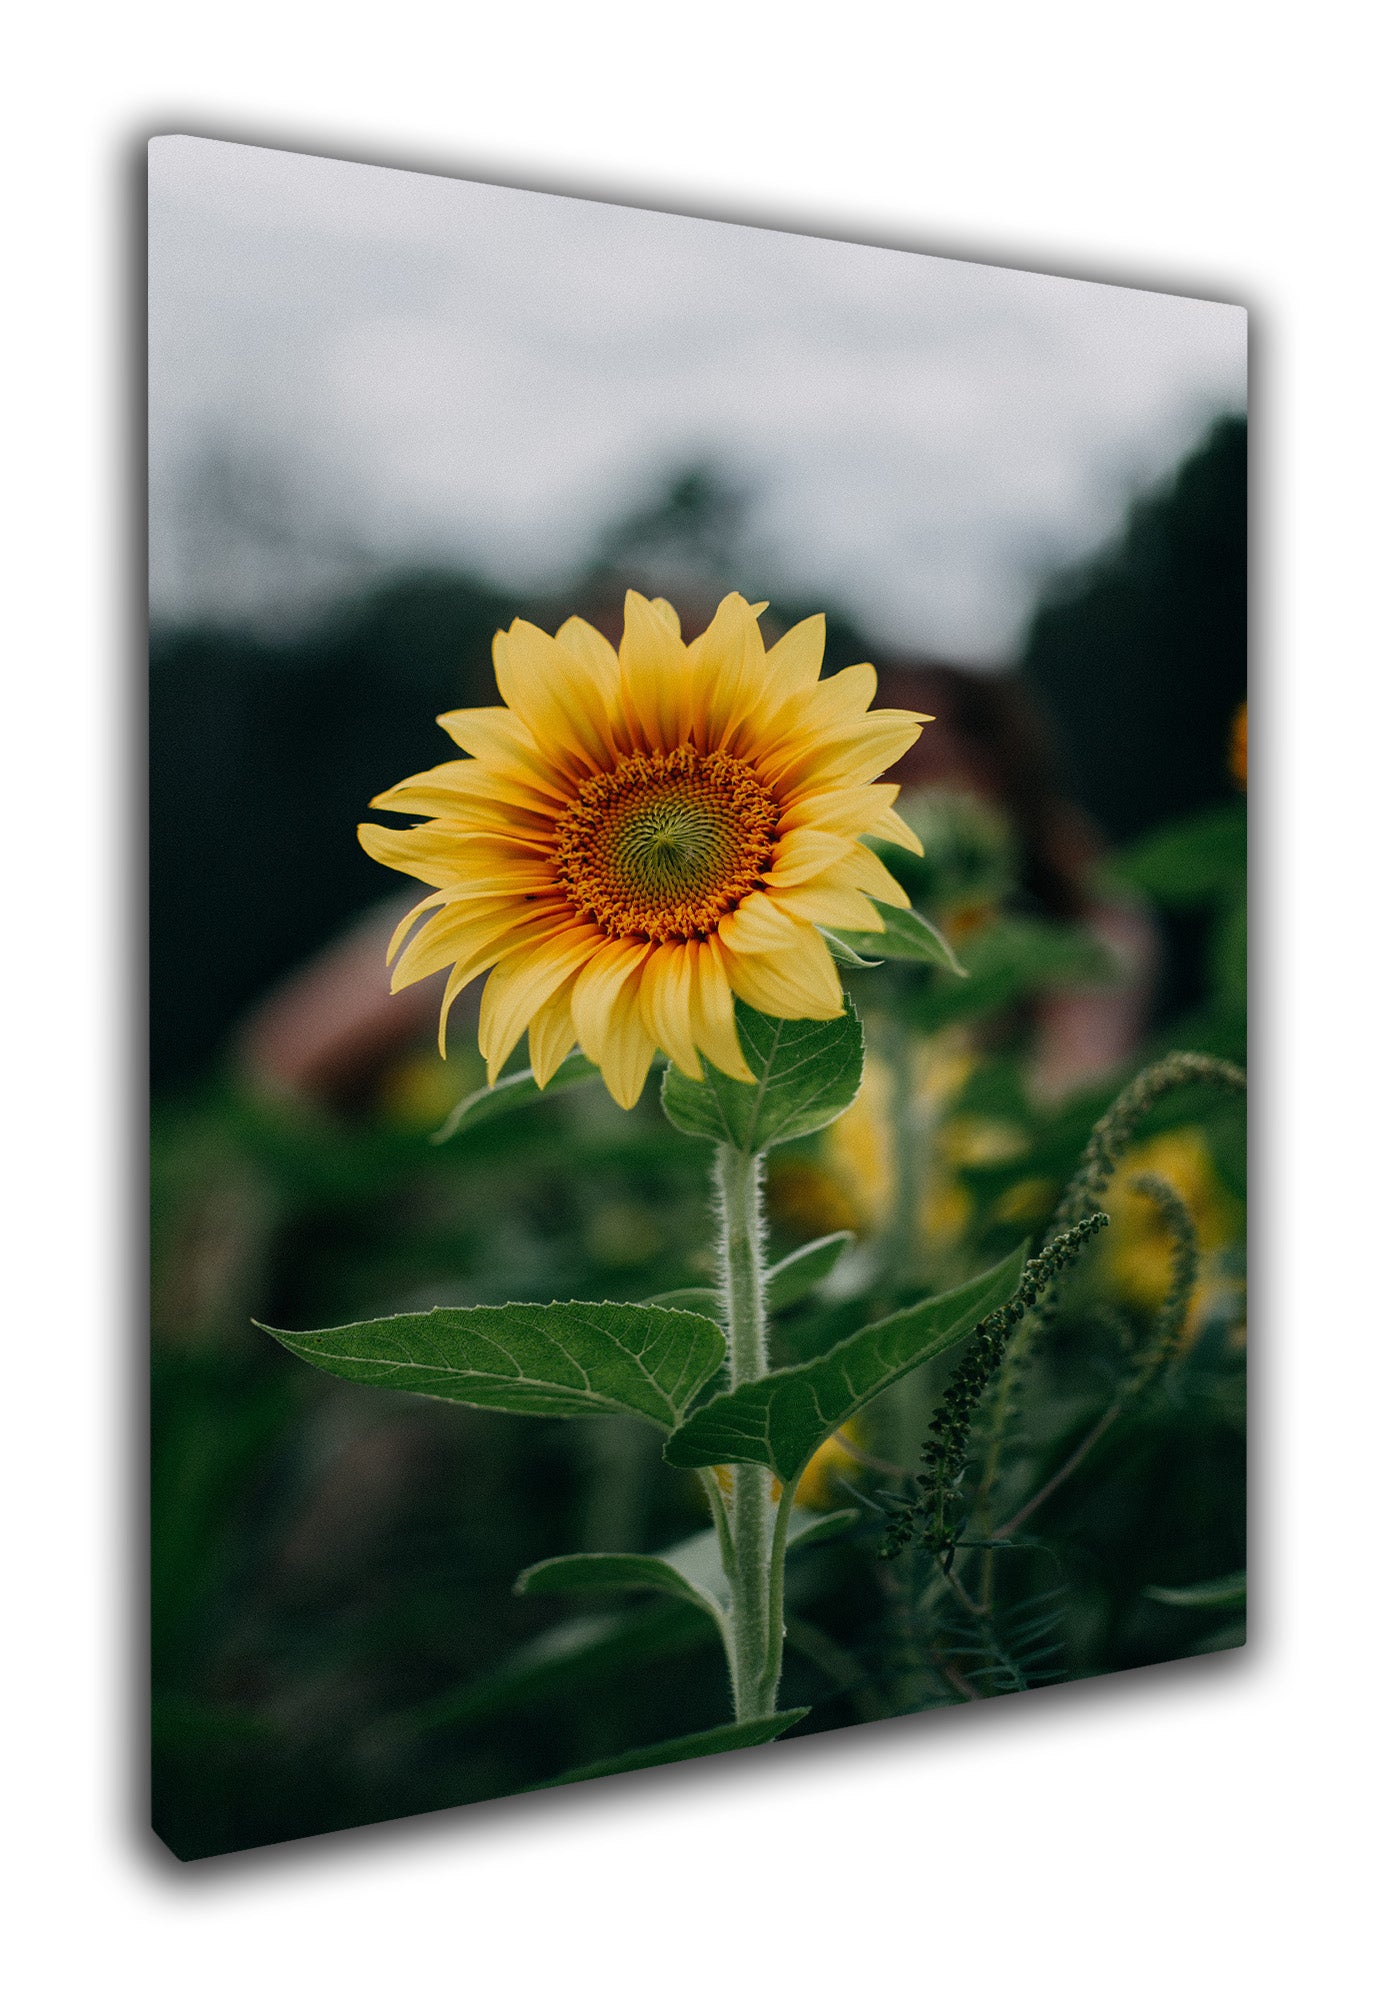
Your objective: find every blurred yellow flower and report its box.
[359,591,928,1106]
[824,1036,983,1246]
[794,1423,864,1508]
[713,1421,863,1509]
[994,1176,1057,1226]
[825,1056,895,1233]
[375,1048,474,1131]
[766,1158,865,1240]
[1103,1128,1245,1344]
[923,1178,975,1250]
[939,1116,1030,1169]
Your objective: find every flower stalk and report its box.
[714,1142,788,1720]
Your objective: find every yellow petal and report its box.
[370,828,557,894]
[359,821,435,884]
[764,879,884,931]
[422,833,562,883]
[767,826,856,888]
[570,936,653,1058]
[619,590,693,755]
[734,656,877,772]
[390,759,566,829]
[594,973,659,1109]
[776,782,900,840]
[527,982,580,1085]
[869,803,925,856]
[762,614,826,703]
[479,923,604,1082]
[359,821,559,887]
[689,593,762,751]
[769,918,846,1011]
[748,669,883,784]
[690,938,754,1082]
[387,891,448,965]
[433,702,528,757]
[436,957,473,1055]
[827,843,913,908]
[391,898,556,992]
[432,916,575,1053]
[433,868,560,902]
[687,591,757,662]
[808,661,879,719]
[724,935,844,1021]
[555,612,620,681]
[356,822,476,888]
[649,597,682,638]
[775,717,924,798]
[637,942,702,1080]
[717,890,804,956]
[368,759,558,828]
[434,704,575,806]
[499,618,620,773]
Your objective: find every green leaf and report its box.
[397,1511,859,1740]
[834,901,968,976]
[517,1532,730,1624]
[431,1050,601,1143]
[776,1506,860,1551]
[259,1299,724,1431]
[818,928,884,969]
[642,1286,722,1324]
[1145,1572,1247,1610]
[660,997,864,1152]
[528,1709,811,1788]
[385,1603,718,1738]
[1116,802,1246,906]
[767,1231,854,1309]
[516,1510,858,1625]
[664,1245,1029,1479]
[903,917,1115,1034]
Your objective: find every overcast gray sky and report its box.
[149,136,1246,661]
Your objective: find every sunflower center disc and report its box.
[555,745,779,941]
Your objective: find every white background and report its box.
[6,4,1380,1991]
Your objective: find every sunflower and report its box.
[359,591,929,1107]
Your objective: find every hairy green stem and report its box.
[698,1467,737,1584]
[714,1143,781,1721]
[762,1479,799,1705]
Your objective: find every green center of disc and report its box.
[612,799,733,904]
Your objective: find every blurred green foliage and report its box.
[151,783,1245,1857]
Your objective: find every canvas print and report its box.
[149,137,1248,1860]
